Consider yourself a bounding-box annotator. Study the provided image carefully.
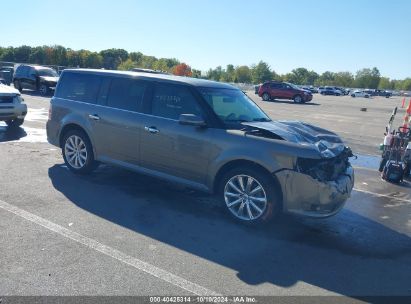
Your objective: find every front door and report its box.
[139,83,211,185]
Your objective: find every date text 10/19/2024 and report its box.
[150,297,257,303]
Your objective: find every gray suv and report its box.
[47,69,354,224]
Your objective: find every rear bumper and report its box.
[275,165,354,218]
[46,119,60,147]
[0,103,27,121]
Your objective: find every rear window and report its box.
[56,73,101,104]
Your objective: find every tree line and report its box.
[1,45,410,90]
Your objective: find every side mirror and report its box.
[179,114,206,127]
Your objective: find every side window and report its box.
[20,66,29,77]
[97,77,111,105]
[151,84,203,120]
[29,68,36,77]
[56,73,101,104]
[106,78,147,112]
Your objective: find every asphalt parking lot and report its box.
[0,91,410,299]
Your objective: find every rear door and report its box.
[269,82,281,98]
[139,83,211,185]
[93,76,148,165]
[27,67,38,90]
[19,66,31,90]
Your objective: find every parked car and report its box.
[372,89,392,98]
[301,86,318,94]
[0,83,27,127]
[351,90,370,98]
[320,86,342,96]
[0,66,14,86]
[13,65,59,95]
[335,87,349,95]
[254,84,261,94]
[258,81,313,103]
[363,89,391,97]
[47,69,354,224]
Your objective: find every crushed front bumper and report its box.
[275,165,354,217]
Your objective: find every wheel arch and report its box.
[59,123,94,152]
[212,159,283,205]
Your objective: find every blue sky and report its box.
[2,0,411,79]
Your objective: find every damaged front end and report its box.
[276,147,355,217]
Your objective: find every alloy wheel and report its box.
[224,175,267,221]
[64,135,88,169]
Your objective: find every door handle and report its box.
[144,126,159,134]
[88,114,100,121]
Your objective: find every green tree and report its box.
[191,69,202,78]
[117,58,137,70]
[0,47,15,61]
[85,52,103,68]
[378,77,391,90]
[400,78,411,91]
[100,48,129,69]
[355,67,380,89]
[251,61,272,84]
[138,55,157,69]
[234,66,251,83]
[315,71,336,86]
[284,68,319,85]
[334,72,354,87]
[14,45,32,63]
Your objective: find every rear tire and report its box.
[5,118,24,128]
[219,166,281,225]
[262,93,271,101]
[62,129,98,175]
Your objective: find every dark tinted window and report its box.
[16,65,28,77]
[56,73,101,104]
[106,78,147,112]
[151,84,202,120]
[270,83,281,89]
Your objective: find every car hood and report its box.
[0,84,20,96]
[242,120,346,158]
[40,76,59,83]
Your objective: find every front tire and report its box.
[379,158,387,172]
[39,84,49,96]
[219,167,281,225]
[62,129,98,174]
[293,95,302,103]
[14,80,22,92]
[262,93,271,101]
[5,118,24,128]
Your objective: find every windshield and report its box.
[199,87,271,125]
[285,82,300,90]
[37,68,58,77]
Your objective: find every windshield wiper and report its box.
[252,118,271,122]
[225,119,250,123]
